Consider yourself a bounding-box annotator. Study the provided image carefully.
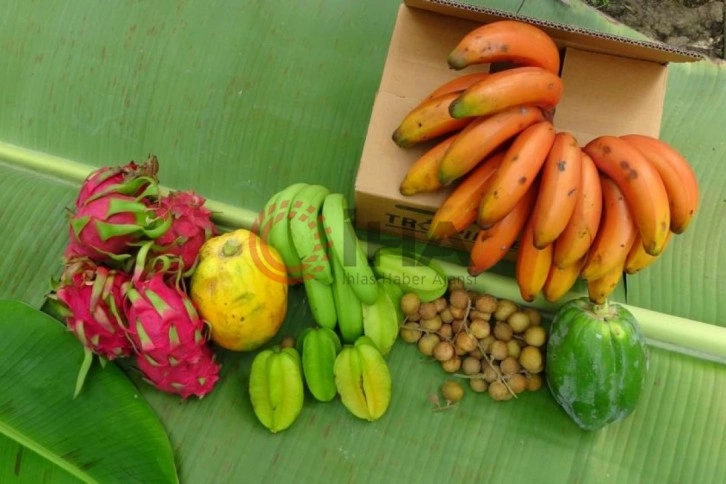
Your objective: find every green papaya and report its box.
[545,297,649,431]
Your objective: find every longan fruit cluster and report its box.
[399,277,548,402]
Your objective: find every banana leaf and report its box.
[1,0,725,483]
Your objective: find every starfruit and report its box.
[297,326,342,402]
[248,345,304,433]
[361,279,401,357]
[334,336,392,422]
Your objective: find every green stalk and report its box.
[3,140,726,365]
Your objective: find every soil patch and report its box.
[584,0,724,59]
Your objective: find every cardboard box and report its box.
[354,0,701,255]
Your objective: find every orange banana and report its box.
[584,136,670,256]
[530,131,582,249]
[399,133,457,196]
[478,120,555,228]
[447,20,561,75]
[468,181,537,276]
[581,176,638,282]
[516,214,553,303]
[392,92,472,148]
[424,73,491,101]
[437,105,545,186]
[428,151,505,240]
[625,231,672,275]
[543,256,585,304]
[448,67,563,119]
[587,262,624,305]
[620,134,699,234]
[552,152,602,268]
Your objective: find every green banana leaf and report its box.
[0,300,177,483]
[1,0,725,483]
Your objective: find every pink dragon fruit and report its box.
[50,259,134,360]
[149,190,218,273]
[122,269,220,398]
[74,156,160,209]
[135,344,220,399]
[65,189,171,264]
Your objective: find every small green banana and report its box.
[322,193,378,305]
[297,327,341,402]
[361,279,400,357]
[372,247,448,302]
[329,245,364,344]
[248,345,304,434]
[289,184,334,285]
[303,276,338,330]
[266,183,309,284]
[334,336,392,422]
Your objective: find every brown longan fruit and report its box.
[526,374,543,392]
[455,332,478,353]
[469,377,489,393]
[490,340,509,361]
[488,380,512,401]
[419,302,438,320]
[448,277,466,292]
[479,335,495,353]
[449,306,467,320]
[523,307,542,326]
[417,333,440,356]
[440,308,454,323]
[469,309,491,321]
[433,341,455,362]
[482,364,499,383]
[441,380,464,403]
[500,356,521,376]
[494,299,518,322]
[406,312,421,322]
[400,293,421,315]
[468,347,484,360]
[462,356,482,375]
[493,322,513,342]
[524,325,547,347]
[469,319,491,339]
[421,315,443,332]
[399,322,422,344]
[475,294,498,314]
[508,373,527,394]
[519,346,543,373]
[441,356,461,373]
[449,289,470,310]
[434,297,448,313]
[506,340,521,359]
[507,311,531,333]
[451,318,465,334]
[437,323,453,340]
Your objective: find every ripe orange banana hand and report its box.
[447,20,561,75]
[516,213,553,303]
[448,67,563,119]
[399,133,457,196]
[587,262,625,305]
[437,105,545,186]
[478,120,555,228]
[552,152,602,268]
[530,131,582,249]
[581,175,638,282]
[543,256,585,304]
[620,134,699,234]
[584,136,670,256]
[392,92,472,148]
[424,72,491,101]
[428,152,505,241]
[625,231,672,275]
[468,181,537,276]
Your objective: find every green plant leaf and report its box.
[0,299,178,484]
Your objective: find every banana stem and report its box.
[3,141,726,365]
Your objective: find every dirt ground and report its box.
[583,0,724,59]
